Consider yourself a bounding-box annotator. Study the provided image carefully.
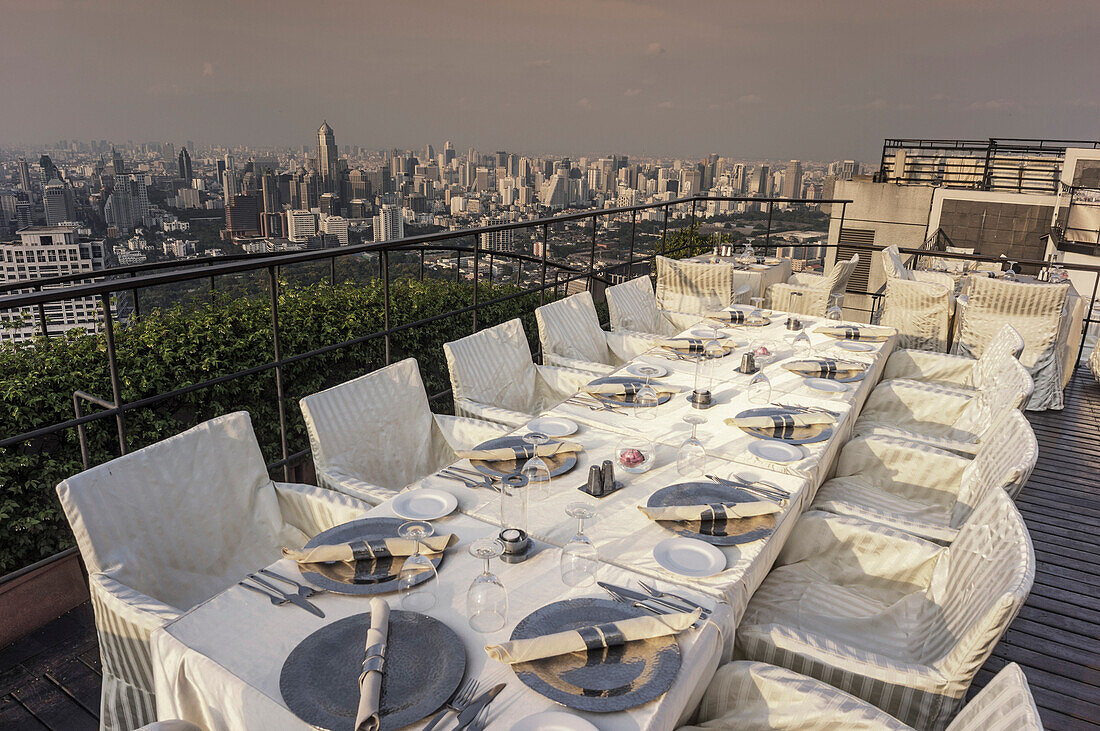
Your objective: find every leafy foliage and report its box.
[0,278,544,573]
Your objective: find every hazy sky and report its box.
[3,0,1098,161]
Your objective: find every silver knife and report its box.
[598,582,709,617]
[248,573,325,618]
[454,683,506,730]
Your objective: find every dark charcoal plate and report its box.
[587,376,674,407]
[733,407,834,445]
[280,609,465,731]
[509,597,680,713]
[298,517,443,595]
[470,435,578,479]
[646,481,776,545]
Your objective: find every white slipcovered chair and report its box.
[879,244,957,352]
[680,661,1042,730]
[882,323,1024,392]
[736,488,1035,731]
[55,412,368,731]
[534,290,652,374]
[606,275,703,337]
[854,356,1033,455]
[655,255,752,315]
[812,409,1037,543]
[300,358,511,505]
[1090,339,1100,384]
[954,277,1069,410]
[443,318,592,428]
[766,254,859,316]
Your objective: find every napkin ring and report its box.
[362,643,387,674]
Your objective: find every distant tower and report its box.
[16,156,31,193]
[318,121,339,195]
[178,147,193,182]
[781,160,803,199]
[224,153,238,200]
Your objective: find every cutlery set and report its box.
[423,680,506,731]
[706,473,790,504]
[438,467,498,491]
[565,394,625,413]
[599,581,711,628]
[239,571,325,617]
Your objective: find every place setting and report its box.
[639,479,783,547]
[572,375,682,411]
[456,432,583,482]
[723,402,839,465]
[782,357,869,382]
[814,323,895,343]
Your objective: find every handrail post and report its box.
[488,252,494,287]
[209,274,215,304]
[33,284,48,339]
[419,247,425,281]
[690,199,697,254]
[628,210,637,278]
[382,250,391,365]
[267,267,289,480]
[514,260,522,286]
[99,293,127,458]
[661,203,670,253]
[1078,270,1100,367]
[130,271,141,319]
[765,201,774,255]
[588,214,598,290]
[330,256,336,285]
[455,250,461,283]
[540,224,549,305]
[472,237,480,333]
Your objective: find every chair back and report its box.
[824,254,859,296]
[957,411,1038,518]
[956,278,1068,369]
[945,663,1043,731]
[881,276,953,351]
[881,245,913,281]
[606,276,664,334]
[55,412,295,609]
[925,489,1034,693]
[443,318,539,415]
[535,290,611,366]
[954,358,1034,439]
[655,255,737,314]
[300,358,438,492]
[972,324,1024,389]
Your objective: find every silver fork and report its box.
[637,581,708,613]
[259,568,321,598]
[239,580,288,606]
[606,592,705,628]
[423,678,482,731]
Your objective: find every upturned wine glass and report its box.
[521,431,551,501]
[466,538,507,632]
[747,371,772,405]
[792,330,813,357]
[677,415,708,476]
[561,502,598,586]
[633,375,660,420]
[826,293,844,321]
[397,520,437,611]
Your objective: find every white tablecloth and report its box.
[152,508,728,730]
[684,256,792,300]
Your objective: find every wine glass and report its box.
[792,330,812,357]
[561,502,598,586]
[747,371,772,404]
[1004,260,1018,281]
[466,538,507,632]
[677,415,708,476]
[632,375,660,421]
[398,520,437,611]
[826,293,844,321]
[741,240,755,260]
[748,296,766,324]
[521,432,551,501]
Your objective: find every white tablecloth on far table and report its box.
[151,507,728,730]
[684,256,792,300]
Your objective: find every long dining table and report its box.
[149,308,897,730]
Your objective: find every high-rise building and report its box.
[444,140,455,166]
[286,209,319,242]
[318,121,339,195]
[43,180,76,225]
[39,155,61,186]
[178,147,193,181]
[781,160,803,199]
[320,214,349,245]
[840,160,859,180]
[224,193,261,238]
[480,223,515,252]
[373,203,404,242]
[104,177,134,232]
[223,153,238,200]
[17,156,32,193]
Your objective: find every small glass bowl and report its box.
[615,434,656,474]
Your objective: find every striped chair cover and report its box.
[535,290,651,374]
[606,276,700,337]
[880,245,956,352]
[1091,339,1100,384]
[854,357,1033,455]
[766,255,859,316]
[55,412,368,730]
[679,660,1041,730]
[736,488,1035,730]
[300,358,510,505]
[443,318,593,428]
[954,278,1069,410]
[812,410,1038,542]
[882,324,1024,390]
[655,255,751,315]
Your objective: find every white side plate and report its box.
[804,378,849,393]
[526,416,579,438]
[512,712,599,731]
[835,341,876,352]
[391,488,458,521]
[653,537,726,577]
[747,439,804,463]
[625,363,669,379]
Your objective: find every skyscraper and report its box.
[373,204,404,242]
[43,180,75,225]
[223,153,238,200]
[781,160,803,199]
[318,121,339,195]
[17,157,32,193]
[178,147,193,182]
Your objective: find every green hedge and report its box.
[0,277,544,574]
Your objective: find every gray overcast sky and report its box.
[2,0,1098,161]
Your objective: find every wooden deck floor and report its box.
[2,371,1099,730]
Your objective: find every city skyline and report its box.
[2,1,1097,160]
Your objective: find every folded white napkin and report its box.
[783,359,866,378]
[584,381,681,397]
[638,501,780,521]
[725,412,833,429]
[656,337,738,352]
[355,598,389,731]
[455,441,582,462]
[815,325,894,341]
[282,534,458,564]
[485,609,700,664]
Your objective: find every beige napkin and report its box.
[282,534,458,564]
[815,325,894,342]
[639,501,780,521]
[725,411,833,429]
[485,609,700,664]
[355,598,389,731]
[705,310,747,323]
[455,441,583,462]
[783,359,866,378]
[583,382,681,396]
[656,337,738,352]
